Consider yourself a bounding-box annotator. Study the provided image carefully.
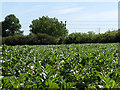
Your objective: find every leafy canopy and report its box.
[2,14,23,37]
[29,16,68,37]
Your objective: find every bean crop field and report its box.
[1,43,120,89]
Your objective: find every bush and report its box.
[115,29,120,43]
[2,30,120,45]
[2,35,27,45]
[2,33,58,45]
[64,30,119,44]
[27,33,57,45]
[64,32,94,44]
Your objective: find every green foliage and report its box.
[29,16,68,37]
[2,14,23,37]
[2,43,120,89]
[115,29,120,42]
[64,30,119,44]
[27,33,57,45]
[2,35,27,45]
[0,35,1,46]
[2,29,120,45]
[1,14,120,44]
[2,33,57,45]
[64,31,95,44]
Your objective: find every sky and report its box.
[0,0,118,35]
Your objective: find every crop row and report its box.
[1,43,120,89]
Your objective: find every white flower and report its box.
[98,85,104,88]
[0,76,4,79]
[31,66,34,69]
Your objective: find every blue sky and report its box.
[1,1,118,35]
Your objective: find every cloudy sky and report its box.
[0,0,118,35]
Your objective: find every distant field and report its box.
[2,43,120,89]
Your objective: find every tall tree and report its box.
[2,14,23,37]
[29,16,68,37]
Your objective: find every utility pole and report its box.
[60,21,67,37]
[65,21,67,30]
[61,21,67,29]
[60,21,63,24]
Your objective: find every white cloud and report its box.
[66,9,118,21]
[55,7,84,15]
[84,10,118,20]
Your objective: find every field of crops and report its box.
[1,43,120,89]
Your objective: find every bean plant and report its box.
[1,43,120,89]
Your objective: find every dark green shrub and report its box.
[2,33,58,45]
[2,35,27,45]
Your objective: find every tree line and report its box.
[1,14,120,45]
